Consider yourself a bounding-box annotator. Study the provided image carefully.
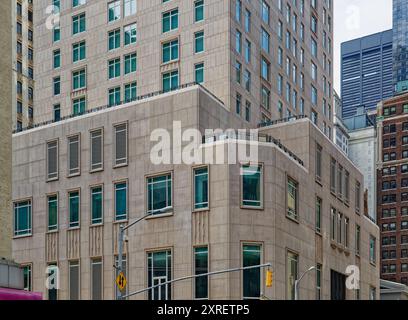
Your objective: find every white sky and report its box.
[334,0,393,94]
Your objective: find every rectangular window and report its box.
[355,182,361,214]
[195,31,204,53]
[90,129,103,171]
[72,69,86,90]
[47,264,58,300]
[69,260,80,300]
[108,29,121,50]
[162,39,179,63]
[91,258,102,300]
[72,97,86,115]
[330,207,336,241]
[195,63,204,84]
[124,52,137,74]
[147,174,172,215]
[162,9,178,33]
[48,194,58,231]
[23,265,32,291]
[108,58,121,79]
[114,123,128,166]
[72,13,86,34]
[91,186,103,225]
[194,167,209,210]
[124,0,136,16]
[115,182,128,221]
[53,77,61,96]
[370,236,376,265]
[47,140,59,180]
[316,264,322,300]
[108,0,121,22]
[316,144,322,181]
[194,247,208,299]
[195,0,204,22]
[316,197,322,233]
[243,244,261,299]
[287,177,298,220]
[162,70,179,92]
[68,135,80,176]
[330,158,336,193]
[53,49,61,68]
[124,82,137,102]
[148,250,172,300]
[73,41,86,62]
[108,87,121,106]
[69,191,80,228]
[241,165,262,208]
[124,23,137,45]
[14,200,32,236]
[286,251,298,300]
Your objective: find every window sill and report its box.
[113,219,128,225]
[90,168,104,174]
[315,230,322,237]
[192,208,210,213]
[315,178,322,187]
[47,229,59,234]
[47,177,59,183]
[68,226,80,231]
[240,205,264,211]
[13,234,32,239]
[145,212,174,220]
[90,223,104,228]
[286,215,299,224]
[113,163,128,169]
[67,173,81,179]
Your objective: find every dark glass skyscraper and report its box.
[341,30,393,119]
[393,0,408,93]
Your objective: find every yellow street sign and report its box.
[116,272,127,291]
[266,270,273,287]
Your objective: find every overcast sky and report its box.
[334,0,393,93]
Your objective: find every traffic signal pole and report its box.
[121,263,272,299]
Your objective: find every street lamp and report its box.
[294,266,316,300]
[116,206,172,300]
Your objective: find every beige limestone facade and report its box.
[0,0,13,260]
[12,86,379,299]
[32,0,334,135]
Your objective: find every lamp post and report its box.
[116,207,172,300]
[294,266,316,301]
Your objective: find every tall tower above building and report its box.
[0,0,13,260]
[13,0,34,132]
[31,0,334,136]
[393,0,408,94]
[341,30,393,119]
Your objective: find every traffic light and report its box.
[266,270,273,287]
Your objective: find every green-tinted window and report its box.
[48,195,58,231]
[195,63,204,84]
[286,251,298,300]
[162,39,179,63]
[108,87,121,106]
[124,23,137,45]
[108,0,121,22]
[14,200,32,236]
[162,9,178,33]
[194,247,208,299]
[195,31,204,53]
[194,0,204,22]
[115,182,127,221]
[108,29,121,50]
[316,197,322,233]
[72,13,86,34]
[72,97,86,115]
[91,186,103,225]
[69,191,80,228]
[147,251,172,300]
[73,41,86,62]
[73,69,86,90]
[73,0,86,7]
[124,52,137,74]
[242,165,262,207]
[194,167,208,209]
[53,27,60,42]
[108,58,121,79]
[162,70,179,92]
[243,244,261,299]
[53,49,61,68]
[23,265,32,291]
[124,82,137,102]
[147,174,172,214]
[53,76,60,95]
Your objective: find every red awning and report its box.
[0,287,42,300]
